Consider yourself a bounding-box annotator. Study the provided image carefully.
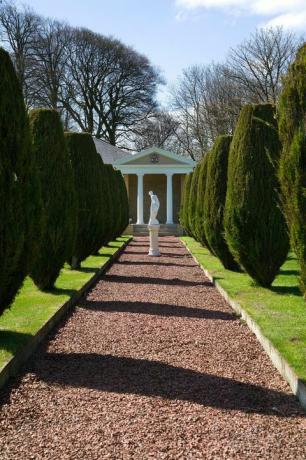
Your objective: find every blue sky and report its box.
[16,0,306,101]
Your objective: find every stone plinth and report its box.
[148,224,160,256]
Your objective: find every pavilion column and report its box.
[166,173,173,224]
[136,173,144,224]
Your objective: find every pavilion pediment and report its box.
[127,153,184,165]
[115,147,195,167]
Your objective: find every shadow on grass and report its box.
[285,255,298,262]
[279,269,300,276]
[269,285,302,297]
[74,267,98,274]
[104,274,212,287]
[91,253,114,258]
[32,353,302,416]
[51,287,78,297]
[212,276,225,282]
[81,300,236,321]
[0,331,33,353]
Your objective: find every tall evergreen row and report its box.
[181,44,306,297]
[0,49,129,313]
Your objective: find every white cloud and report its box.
[176,0,306,29]
[265,11,306,29]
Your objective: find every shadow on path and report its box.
[33,353,299,416]
[104,274,211,287]
[123,251,187,259]
[81,300,235,321]
[118,260,197,268]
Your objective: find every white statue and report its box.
[148,191,160,256]
[148,191,160,225]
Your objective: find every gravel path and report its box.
[0,236,305,460]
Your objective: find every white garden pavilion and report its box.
[114,147,196,234]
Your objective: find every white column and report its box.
[166,173,173,224]
[136,173,144,224]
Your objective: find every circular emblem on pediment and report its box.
[150,153,160,163]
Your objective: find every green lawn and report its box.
[0,237,130,371]
[181,237,306,382]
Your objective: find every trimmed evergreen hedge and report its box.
[224,103,289,287]
[194,152,212,250]
[180,172,193,235]
[278,44,306,297]
[0,49,41,312]
[65,132,103,267]
[204,135,240,270]
[29,109,77,290]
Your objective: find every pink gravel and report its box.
[0,236,305,459]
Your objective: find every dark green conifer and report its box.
[194,152,212,250]
[115,170,129,236]
[180,172,193,235]
[0,48,41,312]
[29,109,76,289]
[277,44,306,297]
[65,132,103,267]
[93,153,107,252]
[204,135,239,270]
[224,103,289,286]
[103,164,117,241]
[188,163,201,239]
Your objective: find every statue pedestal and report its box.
[148,224,160,256]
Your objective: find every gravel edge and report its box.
[181,238,306,411]
[0,237,132,391]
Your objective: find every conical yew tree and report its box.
[204,135,239,270]
[188,163,201,239]
[65,132,103,267]
[115,170,129,237]
[0,48,41,312]
[103,164,117,241]
[224,103,289,286]
[91,152,108,255]
[30,109,76,290]
[92,161,110,252]
[277,44,306,297]
[194,152,212,250]
[180,172,193,235]
[100,163,113,246]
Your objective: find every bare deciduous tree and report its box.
[133,111,179,151]
[30,19,71,111]
[0,1,40,105]
[170,64,244,159]
[59,28,162,145]
[226,27,300,103]
[0,3,162,147]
